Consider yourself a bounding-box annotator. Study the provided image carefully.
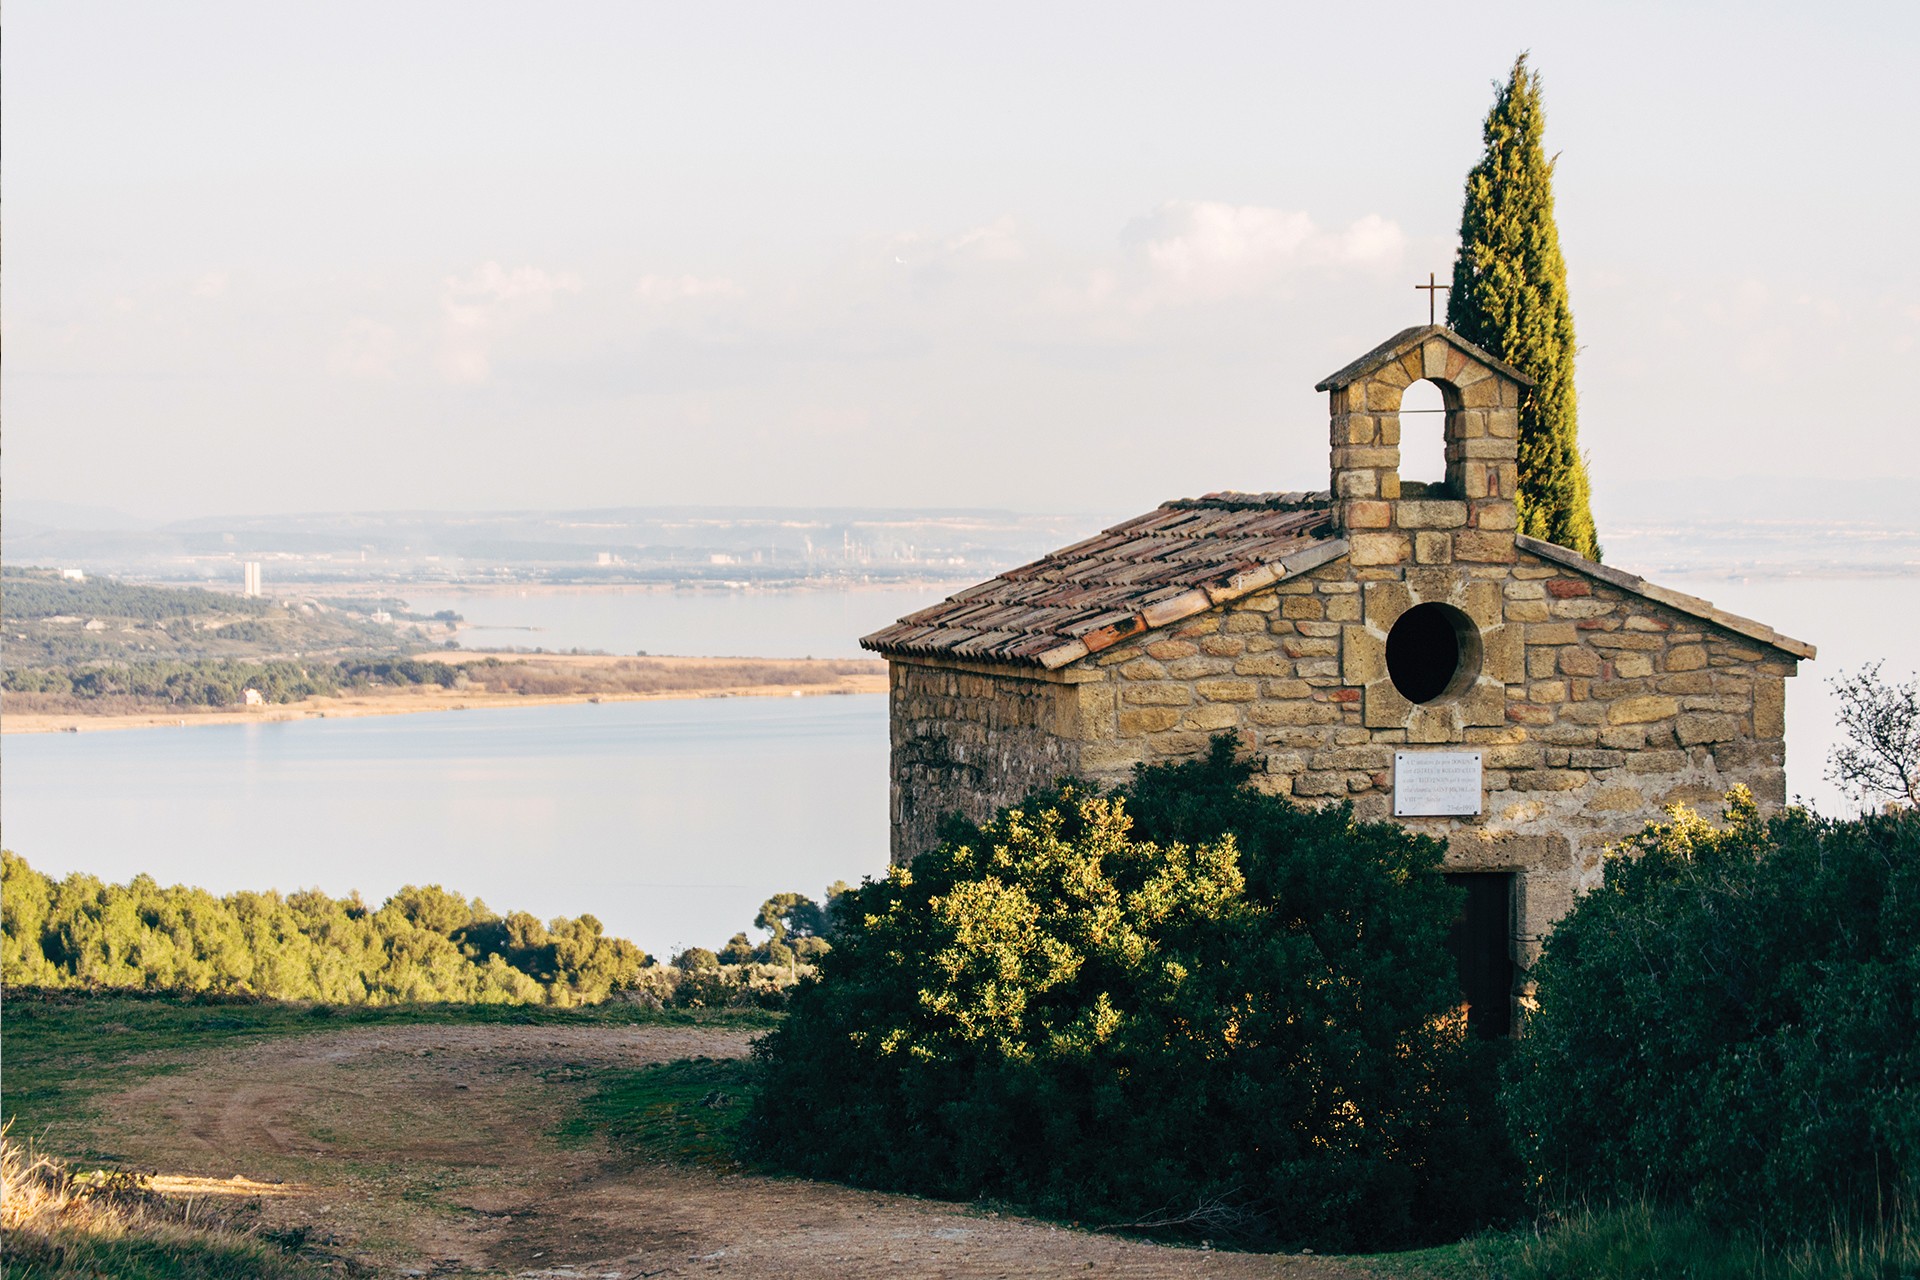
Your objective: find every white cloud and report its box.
[1124,201,1406,302]
[439,261,581,383]
[192,271,229,298]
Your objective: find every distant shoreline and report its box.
[2,652,887,736]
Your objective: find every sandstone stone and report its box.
[1282,595,1325,620]
[1325,594,1362,622]
[1282,637,1338,658]
[1350,532,1412,566]
[1234,654,1294,677]
[1558,647,1601,676]
[1396,499,1469,529]
[1182,704,1242,732]
[1550,599,1615,619]
[1196,679,1258,702]
[1676,712,1741,745]
[1665,645,1707,672]
[1119,707,1181,734]
[1118,657,1168,680]
[1527,623,1578,646]
[1250,701,1339,726]
[1345,499,1392,528]
[1454,529,1517,563]
[1754,677,1786,739]
[1546,578,1590,599]
[1262,679,1314,699]
[1145,639,1198,660]
[1222,613,1267,634]
[1528,649,1558,679]
[1414,531,1453,564]
[1122,684,1192,706]
[1613,654,1654,678]
[1199,635,1246,657]
[1608,696,1679,724]
[1531,681,1568,704]
[1509,769,1588,792]
[1167,656,1232,679]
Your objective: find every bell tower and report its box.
[1314,325,1530,567]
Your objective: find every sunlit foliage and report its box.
[746,738,1513,1250]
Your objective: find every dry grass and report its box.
[0,1135,328,1279]
[457,653,882,698]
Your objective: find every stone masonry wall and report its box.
[887,658,1087,863]
[1047,549,1796,971]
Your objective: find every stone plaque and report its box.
[1393,751,1483,817]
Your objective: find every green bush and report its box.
[1503,792,1920,1242]
[745,738,1513,1250]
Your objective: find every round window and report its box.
[1385,602,1483,704]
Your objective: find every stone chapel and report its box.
[862,324,1814,1031]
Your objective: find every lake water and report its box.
[6,573,1917,959]
[4,695,888,959]
[402,583,966,660]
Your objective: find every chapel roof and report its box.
[862,492,1816,667]
[861,492,1344,669]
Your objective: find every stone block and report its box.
[1666,645,1707,672]
[1475,503,1518,530]
[1754,676,1786,739]
[1282,595,1325,620]
[1167,656,1232,679]
[1222,613,1267,634]
[1527,648,1558,679]
[1145,639,1198,661]
[1345,499,1392,528]
[1676,712,1741,745]
[1282,636,1339,658]
[1614,654,1654,678]
[1182,704,1242,732]
[1364,581,1414,628]
[1396,499,1469,529]
[1546,578,1591,598]
[1453,529,1517,563]
[1121,684,1192,706]
[1550,599,1616,619]
[1530,680,1568,704]
[1335,471,1377,498]
[1350,532,1412,566]
[1251,700,1340,726]
[1558,647,1602,676]
[1117,657,1168,680]
[1197,679,1258,703]
[1234,654,1293,678]
[1325,594,1362,622]
[1505,598,1550,622]
[1263,679,1314,699]
[1483,625,1526,685]
[1293,771,1352,798]
[1509,769,1589,791]
[1333,445,1401,469]
[1414,531,1453,564]
[1608,696,1679,724]
[1199,635,1246,657]
[1119,707,1181,734]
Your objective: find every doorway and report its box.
[1444,872,1515,1038]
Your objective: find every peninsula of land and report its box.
[2,652,887,735]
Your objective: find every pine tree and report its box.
[1448,54,1600,561]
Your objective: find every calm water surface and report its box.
[404,583,966,660]
[4,695,888,958]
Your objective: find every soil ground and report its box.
[81,1022,1379,1279]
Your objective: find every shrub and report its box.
[745,738,1513,1250]
[1502,792,1920,1241]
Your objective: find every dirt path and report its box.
[97,1024,1378,1279]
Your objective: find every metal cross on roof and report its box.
[1416,272,1450,325]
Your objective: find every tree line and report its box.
[1,853,835,1008]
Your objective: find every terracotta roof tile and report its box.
[863,492,1339,667]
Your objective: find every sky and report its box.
[5,1,1918,529]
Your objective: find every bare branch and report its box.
[1825,662,1920,810]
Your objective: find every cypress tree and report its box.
[1447,54,1600,561]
